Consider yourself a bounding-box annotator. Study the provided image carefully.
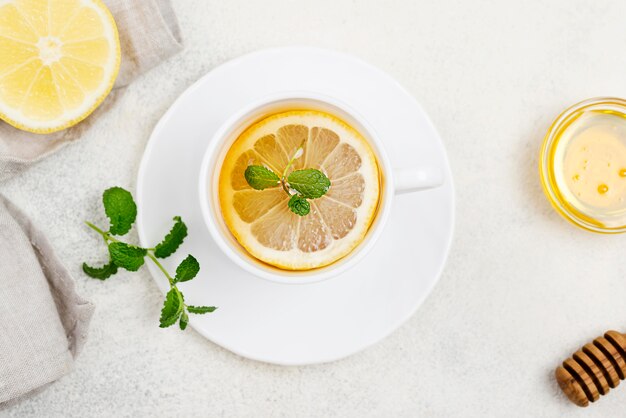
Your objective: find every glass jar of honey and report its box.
[540,97,626,233]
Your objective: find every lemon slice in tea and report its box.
[219,110,381,270]
[0,0,120,133]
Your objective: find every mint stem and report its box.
[279,146,303,196]
[85,221,109,237]
[280,179,291,196]
[147,253,174,285]
[86,220,185,306]
[281,147,301,179]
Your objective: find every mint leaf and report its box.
[288,195,310,216]
[108,242,146,271]
[187,305,217,314]
[179,310,189,330]
[244,165,280,190]
[82,261,118,280]
[287,169,331,199]
[103,187,137,236]
[159,288,183,328]
[175,255,199,283]
[154,216,187,258]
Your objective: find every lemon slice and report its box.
[0,0,120,133]
[219,110,381,270]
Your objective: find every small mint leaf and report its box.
[187,305,217,314]
[108,242,146,271]
[175,255,200,283]
[154,216,187,258]
[103,187,137,236]
[179,311,189,330]
[244,165,280,190]
[82,261,118,280]
[288,195,310,216]
[287,169,330,199]
[159,288,183,328]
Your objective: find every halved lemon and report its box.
[219,110,381,270]
[0,0,120,134]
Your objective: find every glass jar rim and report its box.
[539,97,626,234]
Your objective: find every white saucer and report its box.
[137,47,455,365]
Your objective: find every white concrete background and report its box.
[3,0,626,416]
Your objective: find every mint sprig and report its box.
[108,242,147,271]
[179,311,189,330]
[187,305,217,314]
[82,186,217,330]
[288,195,310,216]
[287,169,331,199]
[244,146,330,216]
[175,255,199,283]
[82,261,118,280]
[154,216,187,258]
[102,187,137,236]
[244,165,280,190]
[160,288,184,328]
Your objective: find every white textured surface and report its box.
[3,0,626,416]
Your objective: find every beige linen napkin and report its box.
[0,194,93,406]
[0,0,183,406]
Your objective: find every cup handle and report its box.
[393,167,444,194]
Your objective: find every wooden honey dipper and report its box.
[555,330,626,406]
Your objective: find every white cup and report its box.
[199,92,443,284]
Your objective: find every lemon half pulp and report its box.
[0,0,120,133]
[219,110,381,270]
